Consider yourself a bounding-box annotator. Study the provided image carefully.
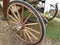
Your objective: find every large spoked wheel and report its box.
[6,1,46,45]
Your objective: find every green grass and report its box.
[46,18,60,42]
[0,7,3,16]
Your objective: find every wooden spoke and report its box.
[14,5,21,23]
[25,27,40,34]
[25,23,39,25]
[8,14,18,24]
[9,7,19,22]
[20,30,23,37]
[12,26,17,29]
[22,6,24,22]
[23,13,32,24]
[16,34,20,39]
[24,30,33,42]
[53,6,56,8]
[23,30,27,40]
[26,29,38,40]
[50,5,56,8]
[10,20,18,24]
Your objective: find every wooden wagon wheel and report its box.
[7,1,46,45]
[47,3,58,21]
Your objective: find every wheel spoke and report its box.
[25,23,39,25]
[23,13,32,25]
[23,30,27,40]
[26,29,38,40]
[20,30,23,37]
[9,8,19,22]
[8,14,18,24]
[14,5,21,23]
[22,6,24,22]
[10,21,17,29]
[25,27,40,34]
[12,26,17,29]
[24,30,33,42]
[10,20,18,24]
[50,5,56,8]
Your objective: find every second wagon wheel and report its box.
[35,1,58,21]
[6,1,46,45]
[47,3,58,21]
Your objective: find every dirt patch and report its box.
[0,17,26,45]
[0,16,60,45]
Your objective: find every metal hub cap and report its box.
[16,24,23,31]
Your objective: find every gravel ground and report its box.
[0,16,60,45]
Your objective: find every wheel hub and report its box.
[16,24,24,31]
